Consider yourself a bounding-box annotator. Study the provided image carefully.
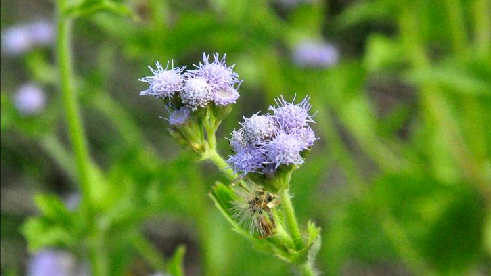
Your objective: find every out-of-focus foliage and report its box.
[1,0,490,275]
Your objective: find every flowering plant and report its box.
[139,54,321,275]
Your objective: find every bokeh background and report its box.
[2,0,491,275]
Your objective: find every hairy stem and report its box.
[279,188,303,250]
[201,147,238,182]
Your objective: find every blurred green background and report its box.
[1,0,490,275]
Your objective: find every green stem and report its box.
[473,0,491,57]
[56,1,93,209]
[279,188,303,250]
[132,234,166,273]
[202,148,238,181]
[90,231,110,276]
[444,0,468,54]
[56,1,108,275]
[300,262,317,276]
[40,134,77,184]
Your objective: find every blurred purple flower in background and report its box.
[27,250,88,276]
[1,20,54,55]
[13,83,46,116]
[292,39,339,68]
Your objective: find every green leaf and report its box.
[336,0,396,28]
[408,66,491,95]
[168,245,186,276]
[63,0,137,20]
[22,217,75,251]
[364,34,404,71]
[294,221,321,264]
[34,194,73,226]
[209,182,240,228]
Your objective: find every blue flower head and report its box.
[265,131,305,168]
[241,114,279,145]
[139,61,184,98]
[227,146,266,174]
[227,95,317,176]
[181,77,212,110]
[212,86,240,106]
[191,53,240,91]
[269,95,313,131]
[229,129,246,153]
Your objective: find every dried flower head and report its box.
[232,183,279,237]
[139,61,184,98]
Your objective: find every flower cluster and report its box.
[227,95,316,175]
[139,53,241,124]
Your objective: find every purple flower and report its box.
[227,146,266,174]
[2,25,33,55]
[292,40,339,68]
[1,20,55,56]
[139,61,184,98]
[227,95,316,175]
[139,53,241,115]
[27,250,85,276]
[28,20,55,46]
[291,126,317,148]
[181,77,212,110]
[14,83,46,116]
[269,95,313,131]
[241,114,279,145]
[169,106,191,125]
[190,53,240,91]
[265,131,305,168]
[212,86,240,106]
[186,53,241,106]
[229,129,246,153]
